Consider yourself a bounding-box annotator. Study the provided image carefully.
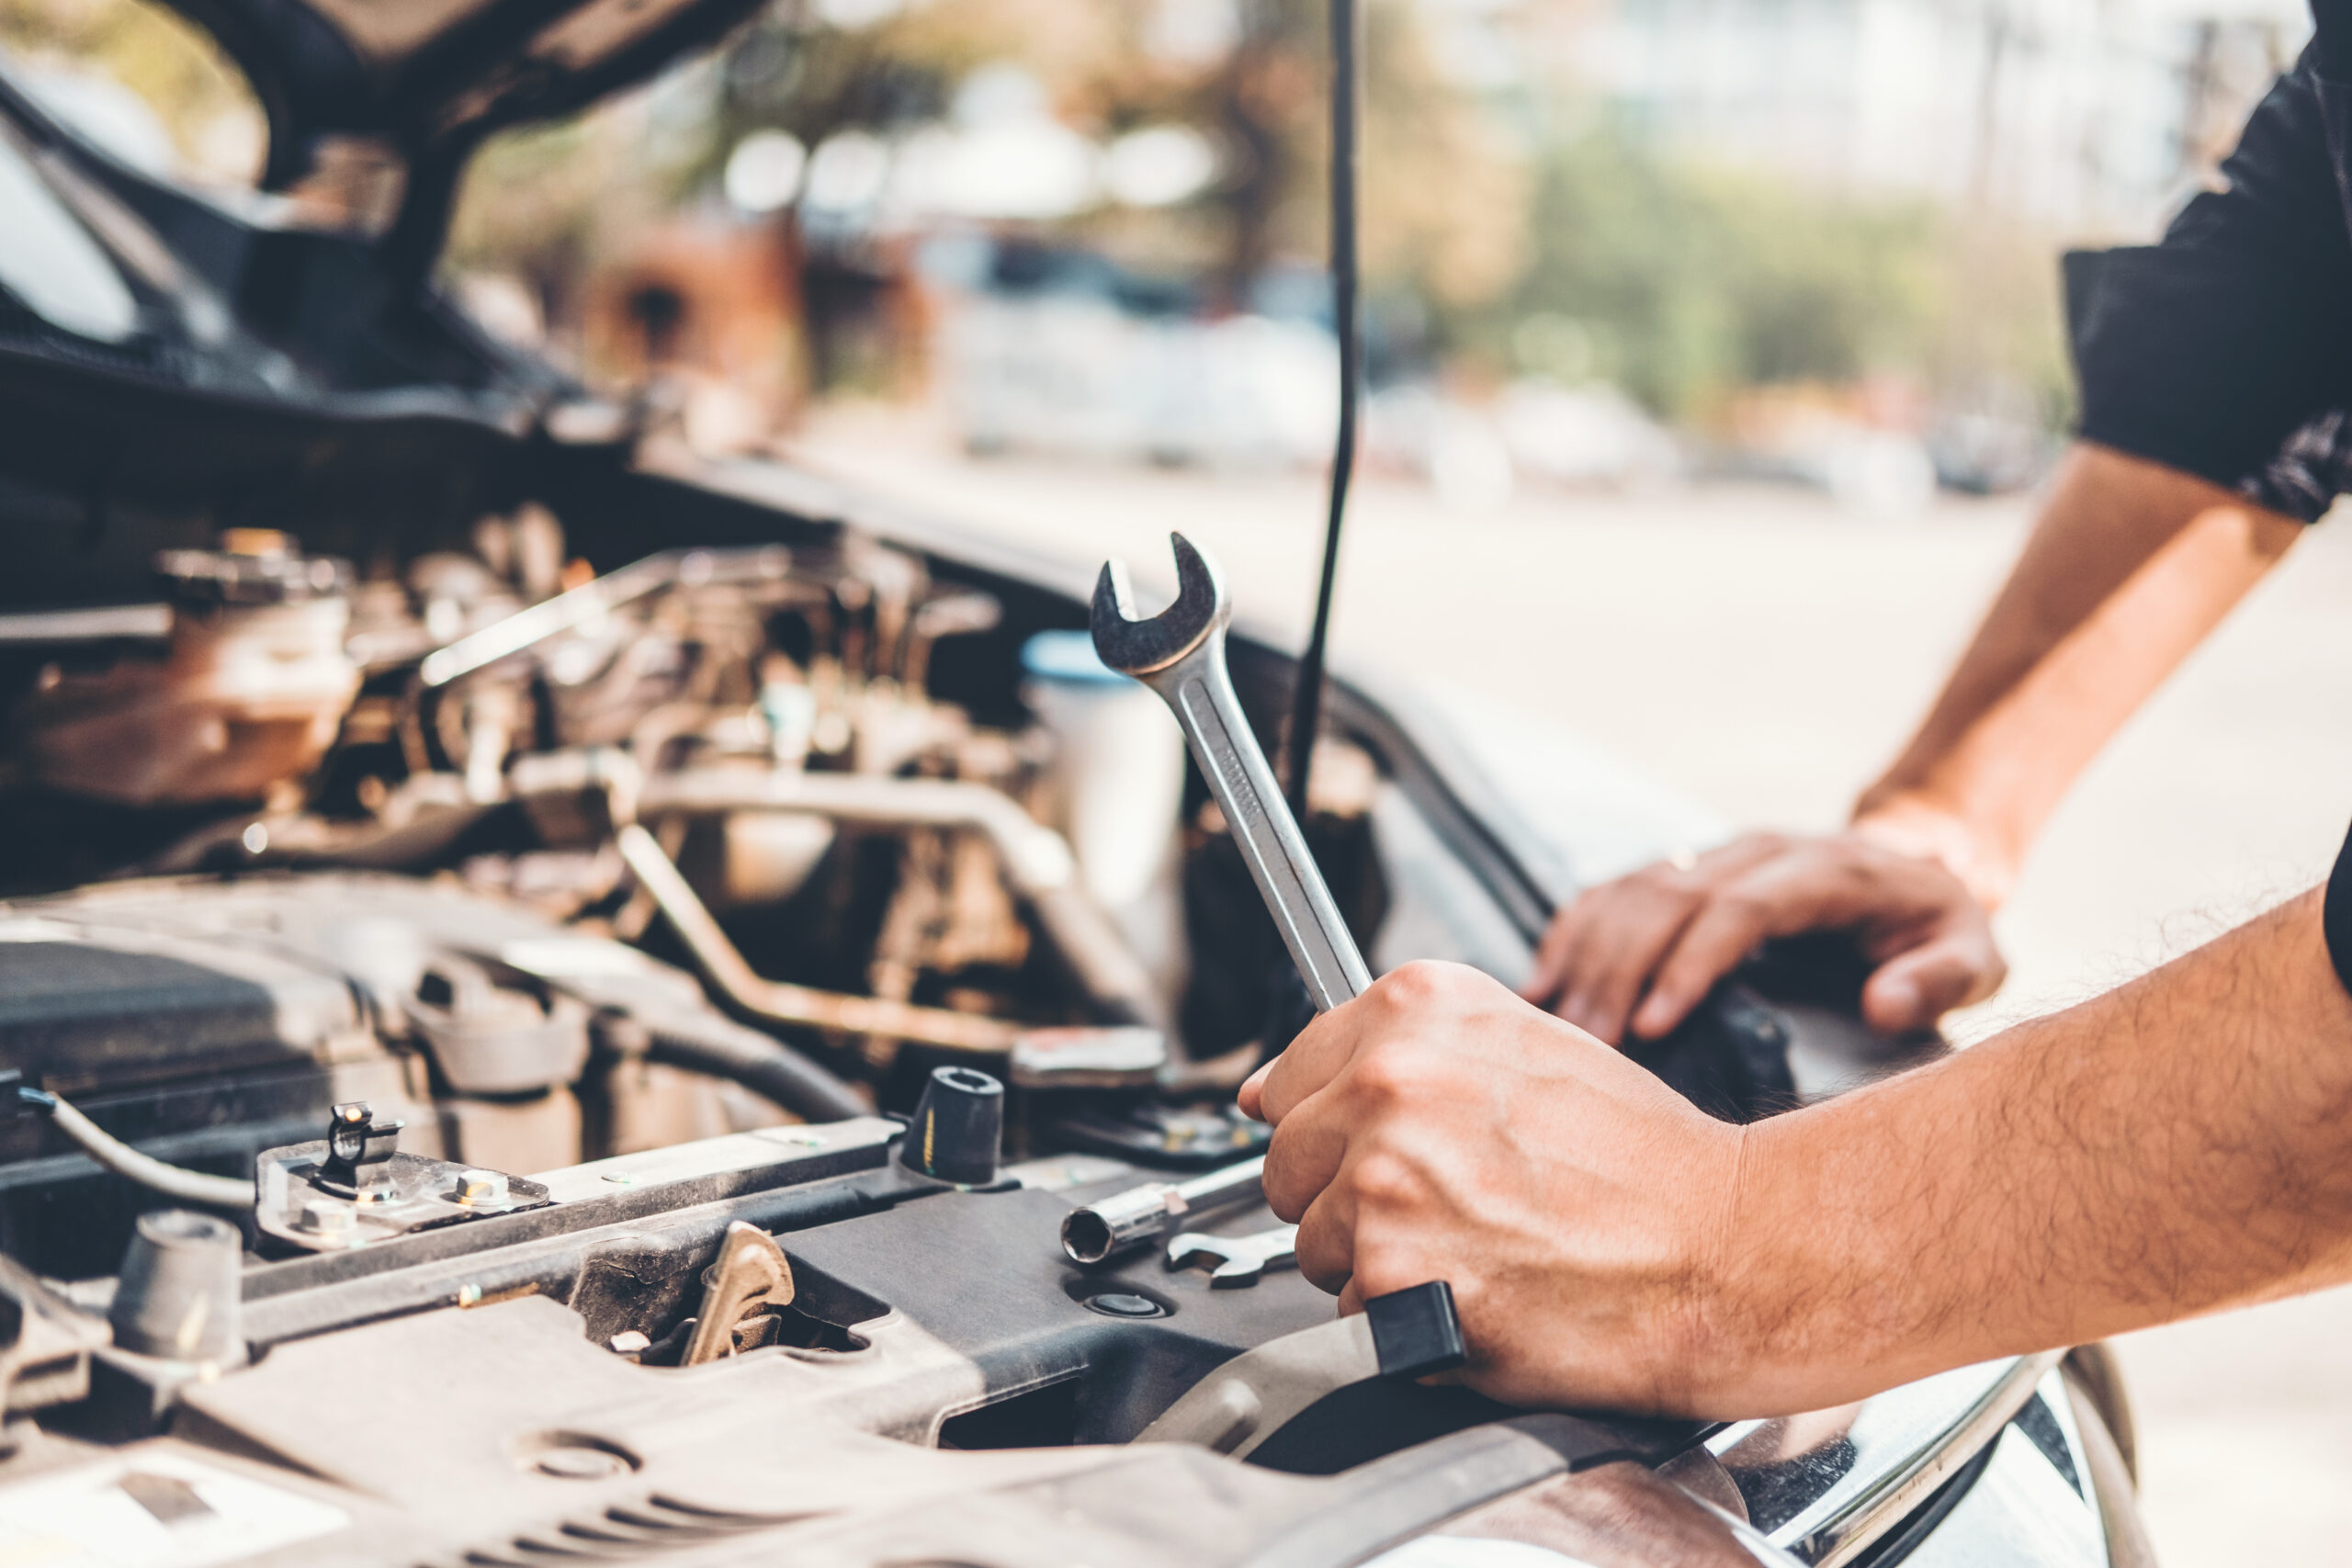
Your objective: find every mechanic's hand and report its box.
[1521,830,2005,1043]
[1238,961,1751,1416]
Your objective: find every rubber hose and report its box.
[639,1017,868,1123]
[41,1093,256,1210]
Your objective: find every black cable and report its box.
[639,1015,870,1123]
[1284,0,1363,823]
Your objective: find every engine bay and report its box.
[0,505,2100,1568]
[0,517,1361,1249]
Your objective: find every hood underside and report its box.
[171,0,763,184]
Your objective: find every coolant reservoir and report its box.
[1022,630,1189,1001]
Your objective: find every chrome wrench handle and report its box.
[1156,627,1371,1010]
[1091,535,1372,1011]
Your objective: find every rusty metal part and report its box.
[631,768,1165,1032]
[418,547,790,689]
[614,822,1021,1055]
[21,540,361,807]
[682,1221,797,1365]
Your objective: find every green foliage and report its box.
[1488,118,2068,427]
[446,116,615,322]
[436,0,2068,434]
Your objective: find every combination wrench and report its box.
[1059,533,1369,1268]
[1167,1223,1299,1288]
[1091,532,1372,1010]
[1085,546,1468,1412]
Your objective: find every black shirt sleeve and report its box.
[2325,818,2352,997]
[2069,50,2352,521]
[2323,814,2352,996]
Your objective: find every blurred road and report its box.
[790,407,2352,1563]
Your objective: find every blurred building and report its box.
[1565,0,2303,234]
[582,220,808,454]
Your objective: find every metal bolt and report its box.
[454,1169,509,1205]
[296,1201,356,1237]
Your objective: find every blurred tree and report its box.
[1493,118,2065,429]
[448,110,653,355]
[446,0,2064,435]
[449,0,1529,339]
[1138,0,1528,314]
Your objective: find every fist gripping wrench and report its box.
[1091,533,1372,1010]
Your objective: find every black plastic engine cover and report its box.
[0,941,303,1090]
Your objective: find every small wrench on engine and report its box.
[1167,1223,1299,1288]
[1091,534,1372,1011]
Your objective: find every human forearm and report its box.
[1252,885,2352,1422]
[1526,446,2299,1044]
[1721,886,2352,1412]
[1854,444,2298,905]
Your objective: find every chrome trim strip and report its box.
[1797,1351,2064,1565]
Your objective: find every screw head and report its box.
[454,1169,509,1205]
[296,1201,356,1236]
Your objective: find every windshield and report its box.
[0,124,140,343]
[0,0,263,185]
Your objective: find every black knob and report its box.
[1366,1281,1468,1382]
[900,1066,1003,1186]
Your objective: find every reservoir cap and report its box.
[900,1066,1005,1186]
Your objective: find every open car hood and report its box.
[174,0,764,186]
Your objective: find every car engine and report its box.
[0,517,1785,1564]
[0,511,2118,1568]
[0,512,1363,1235]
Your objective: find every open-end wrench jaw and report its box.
[1166,1223,1299,1288]
[1088,531,1372,1012]
[1091,533,1230,676]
